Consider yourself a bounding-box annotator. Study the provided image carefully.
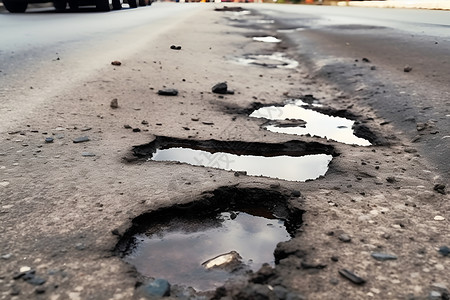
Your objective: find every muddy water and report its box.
[250,100,371,146]
[150,147,332,181]
[124,210,290,291]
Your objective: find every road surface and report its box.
[0,3,449,300]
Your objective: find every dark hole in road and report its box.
[115,186,303,292]
[250,99,373,146]
[132,136,338,182]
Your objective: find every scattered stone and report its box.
[301,261,327,269]
[170,45,182,50]
[26,276,46,286]
[404,65,412,72]
[81,152,96,157]
[214,6,243,12]
[157,88,178,96]
[234,171,247,177]
[132,128,141,132]
[73,136,90,143]
[1,253,12,260]
[386,176,397,183]
[19,266,31,273]
[212,82,229,94]
[124,124,132,129]
[438,246,450,256]
[35,287,46,294]
[202,121,214,125]
[141,120,149,125]
[338,233,351,243]
[111,61,121,66]
[291,190,301,197]
[0,181,10,187]
[362,57,370,63]
[371,252,398,261]
[139,279,171,298]
[331,256,339,262]
[75,243,86,250]
[202,251,242,271]
[45,137,54,143]
[370,66,376,70]
[429,291,443,300]
[434,216,445,221]
[433,184,446,195]
[110,98,119,109]
[81,127,92,132]
[338,269,366,285]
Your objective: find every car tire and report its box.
[138,0,145,6]
[128,0,137,8]
[96,0,110,11]
[2,0,28,12]
[112,0,121,10]
[54,0,67,10]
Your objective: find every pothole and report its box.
[132,136,337,182]
[234,52,299,69]
[250,99,372,146]
[116,187,303,293]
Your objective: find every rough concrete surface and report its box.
[1,5,449,300]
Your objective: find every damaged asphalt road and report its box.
[0,3,449,300]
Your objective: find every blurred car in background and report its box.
[2,0,151,12]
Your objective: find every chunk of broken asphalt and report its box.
[157,88,178,96]
[338,269,366,285]
[73,136,90,143]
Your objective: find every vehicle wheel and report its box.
[54,0,67,10]
[96,0,110,11]
[112,0,121,9]
[138,0,145,6]
[128,0,137,8]
[2,0,28,12]
[68,0,78,10]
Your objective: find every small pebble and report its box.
[371,252,398,261]
[110,98,119,109]
[75,243,86,250]
[81,152,96,157]
[338,233,352,243]
[111,61,121,66]
[338,269,366,285]
[45,137,54,143]
[20,266,31,273]
[170,45,182,50]
[438,246,450,256]
[434,216,445,221]
[157,88,178,96]
[73,136,90,143]
[404,65,412,72]
[1,253,12,260]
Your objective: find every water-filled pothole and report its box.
[132,136,337,182]
[252,36,281,43]
[250,99,371,146]
[116,187,303,292]
[234,52,299,69]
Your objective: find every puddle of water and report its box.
[123,209,290,291]
[150,147,332,181]
[277,28,306,33]
[235,52,299,69]
[250,100,371,146]
[253,36,281,43]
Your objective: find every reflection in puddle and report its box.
[150,147,332,181]
[250,100,371,146]
[253,36,281,43]
[124,210,290,291]
[277,28,306,33]
[235,52,299,69]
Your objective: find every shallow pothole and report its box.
[233,52,299,69]
[132,136,337,182]
[250,99,372,146]
[116,187,303,292]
